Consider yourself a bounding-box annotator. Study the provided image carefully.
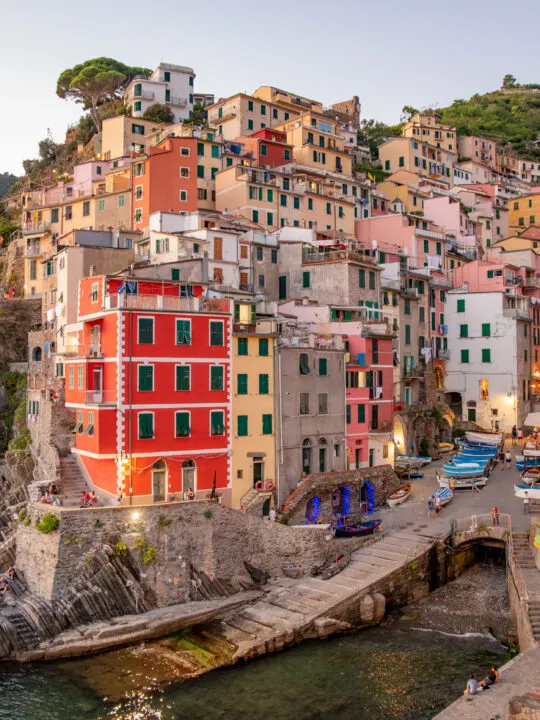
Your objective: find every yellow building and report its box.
[206,93,300,141]
[23,230,56,298]
[379,137,454,182]
[402,112,457,152]
[509,193,540,232]
[231,306,278,510]
[99,116,166,160]
[252,86,323,115]
[376,179,428,213]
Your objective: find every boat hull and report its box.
[465,431,503,446]
[514,484,540,499]
[437,474,486,489]
[430,488,454,506]
[334,520,382,538]
[387,485,411,508]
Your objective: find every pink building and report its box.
[423,196,478,251]
[452,259,526,293]
[457,136,497,169]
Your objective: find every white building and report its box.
[445,289,531,431]
[125,63,195,123]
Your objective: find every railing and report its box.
[85,390,116,405]
[168,95,187,106]
[415,228,445,240]
[302,248,378,266]
[104,294,230,314]
[133,90,155,100]
[503,307,531,320]
[437,349,450,360]
[25,246,43,257]
[369,421,392,433]
[22,223,51,235]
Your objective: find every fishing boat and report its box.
[436,474,487,489]
[430,487,454,506]
[450,454,494,464]
[520,467,540,485]
[321,553,350,580]
[465,431,503,446]
[333,519,382,538]
[457,442,498,455]
[439,442,454,453]
[516,455,540,471]
[409,472,424,479]
[441,462,486,478]
[514,481,540,500]
[387,484,412,508]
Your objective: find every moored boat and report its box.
[441,462,486,478]
[514,481,540,500]
[436,474,487,489]
[387,484,412,508]
[439,442,454,453]
[395,454,431,466]
[333,519,382,538]
[430,487,454,506]
[465,431,503,446]
[520,467,540,485]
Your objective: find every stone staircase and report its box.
[512,533,537,569]
[512,532,540,642]
[59,455,88,506]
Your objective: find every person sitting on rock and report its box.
[464,674,478,696]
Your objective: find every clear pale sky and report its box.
[1,0,539,175]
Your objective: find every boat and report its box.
[437,474,487,489]
[516,455,540,471]
[333,519,382,538]
[514,481,540,500]
[409,472,424,479]
[441,463,486,478]
[450,455,493,464]
[430,487,454,506]
[387,484,412,508]
[465,431,503,446]
[321,553,350,580]
[520,467,540,485]
[457,442,498,455]
[439,443,454,453]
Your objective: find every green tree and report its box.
[502,74,518,89]
[142,104,174,123]
[183,102,208,126]
[56,58,151,131]
[401,105,418,122]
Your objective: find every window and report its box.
[210,410,225,436]
[404,298,411,315]
[271,249,277,264]
[262,414,273,435]
[51,208,59,223]
[299,353,310,375]
[176,319,191,345]
[248,100,254,112]
[197,142,204,156]
[368,271,375,290]
[248,119,254,131]
[175,412,190,438]
[138,413,154,439]
[238,338,248,356]
[138,317,154,344]
[210,366,224,391]
[29,260,37,280]
[255,246,263,262]
[180,190,188,202]
[237,373,248,395]
[482,348,491,363]
[138,364,154,391]
[210,321,224,346]
[252,209,259,224]
[318,393,328,415]
[326,202,331,215]
[258,373,269,395]
[346,404,351,424]
[259,338,269,356]
[419,306,425,322]
[118,194,125,208]
[261,143,267,157]
[134,101,142,112]
[260,104,266,116]
[436,242,442,255]
[299,393,310,415]
[359,269,365,288]
[258,274,265,287]
[405,324,411,344]
[318,358,328,376]
[211,145,220,159]
[176,365,190,391]
[302,271,311,288]
[84,411,95,437]
[423,239,429,253]
[384,160,390,171]
[74,411,83,434]
[457,299,465,313]
[459,324,468,338]
[482,323,491,337]
[357,404,366,423]
[82,201,90,217]
[293,196,301,211]
[280,194,287,207]
[68,365,75,389]
[399,156,405,167]
[97,199,104,212]
[237,415,248,437]
[461,349,469,363]
[284,149,291,160]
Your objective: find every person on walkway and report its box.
[491,506,500,526]
[511,426,517,446]
[499,450,505,469]
[464,674,478,696]
[524,491,531,514]
[427,498,434,518]
[518,427,524,444]
[505,451,512,470]
[268,507,277,522]
[186,487,195,501]
[435,495,442,516]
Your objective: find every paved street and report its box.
[373,440,533,534]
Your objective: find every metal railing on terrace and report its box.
[85,390,116,405]
[104,294,230,314]
[302,247,378,266]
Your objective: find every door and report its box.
[302,442,312,475]
[369,448,375,467]
[152,471,166,502]
[92,367,102,403]
[214,236,223,260]
[253,459,264,487]
[279,275,287,300]
[468,408,476,422]
[319,448,326,473]
[355,449,360,469]
[182,460,196,494]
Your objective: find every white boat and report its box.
[439,443,454,453]
[437,474,487,489]
[465,431,503,446]
[524,449,540,458]
[387,484,412,508]
[520,467,540,485]
[514,481,540,499]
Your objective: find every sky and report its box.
[1,0,539,176]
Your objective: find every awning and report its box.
[524,412,540,426]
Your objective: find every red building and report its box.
[65,274,232,504]
[238,128,293,168]
[345,331,394,468]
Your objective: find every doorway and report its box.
[302,439,312,475]
[319,438,327,473]
[92,367,102,403]
[360,481,375,514]
[182,459,196,495]
[355,448,360,469]
[253,457,264,487]
[152,459,167,502]
[369,448,375,467]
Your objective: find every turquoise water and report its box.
[0,624,507,720]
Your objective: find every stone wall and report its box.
[285,465,401,525]
[16,501,358,606]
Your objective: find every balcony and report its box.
[22,222,51,236]
[437,349,450,360]
[368,421,393,434]
[85,390,116,405]
[524,277,540,289]
[133,90,155,101]
[25,245,43,257]
[302,247,378,267]
[104,294,230,314]
[503,307,531,321]
[167,95,187,107]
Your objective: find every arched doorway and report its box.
[319,438,327,473]
[32,347,42,362]
[331,486,352,519]
[445,392,462,419]
[182,459,196,496]
[302,439,312,475]
[360,481,375,514]
[152,459,167,502]
[305,495,320,524]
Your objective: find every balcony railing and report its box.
[168,95,187,107]
[503,307,530,321]
[22,222,51,235]
[302,248,378,266]
[85,390,116,405]
[25,246,43,257]
[369,421,393,433]
[133,90,155,100]
[437,349,450,360]
[104,294,230,314]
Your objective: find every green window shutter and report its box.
[176,365,190,391]
[293,197,300,209]
[308,198,313,210]
[138,318,154,344]
[482,323,491,337]
[318,358,327,376]
[248,119,254,130]
[482,348,491,363]
[210,366,224,390]
[261,144,267,156]
[248,100,254,111]
[259,338,269,356]
[280,194,287,207]
[210,410,225,436]
[359,269,365,288]
[379,251,386,264]
[399,156,405,167]
[284,149,290,160]
[262,414,273,435]
[238,337,248,355]
[369,271,375,290]
[197,142,204,156]
[237,373,248,394]
[405,325,411,344]
[404,298,410,315]
[267,189,274,202]
[460,324,468,338]
[211,145,220,158]
[436,242,442,255]
[267,212,274,226]
[171,268,180,281]
[461,349,469,363]
[237,415,248,437]
[487,270,494,278]
[258,374,269,394]
[346,405,351,424]
[175,412,190,437]
[210,321,223,346]
[138,413,154,439]
[252,209,259,223]
[197,165,205,178]
[431,312,436,331]
[423,240,429,253]
[384,160,390,171]
[176,319,191,345]
[457,299,465,312]
[302,271,311,288]
[358,404,365,423]
[138,365,154,391]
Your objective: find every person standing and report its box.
[491,506,500,526]
[427,498,434,518]
[511,426,517,446]
[518,427,524,444]
[499,450,505,469]
[505,450,512,470]
[268,507,277,522]
[524,491,531,515]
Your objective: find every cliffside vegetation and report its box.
[0,174,17,199]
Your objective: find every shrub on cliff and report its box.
[36,513,60,534]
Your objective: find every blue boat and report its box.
[451,455,493,464]
[431,487,454,506]
[441,463,485,477]
[458,443,498,455]
[516,457,540,471]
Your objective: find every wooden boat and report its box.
[387,484,412,508]
[437,474,487,489]
[521,467,540,485]
[465,431,503,446]
[516,455,540,471]
[439,443,454,453]
[441,462,485,478]
[514,481,540,499]
[409,472,424,479]
[457,442,498,455]
[449,455,491,465]
[321,553,350,580]
[333,519,382,538]
[430,487,454,506]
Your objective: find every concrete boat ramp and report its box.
[203,524,445,662]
